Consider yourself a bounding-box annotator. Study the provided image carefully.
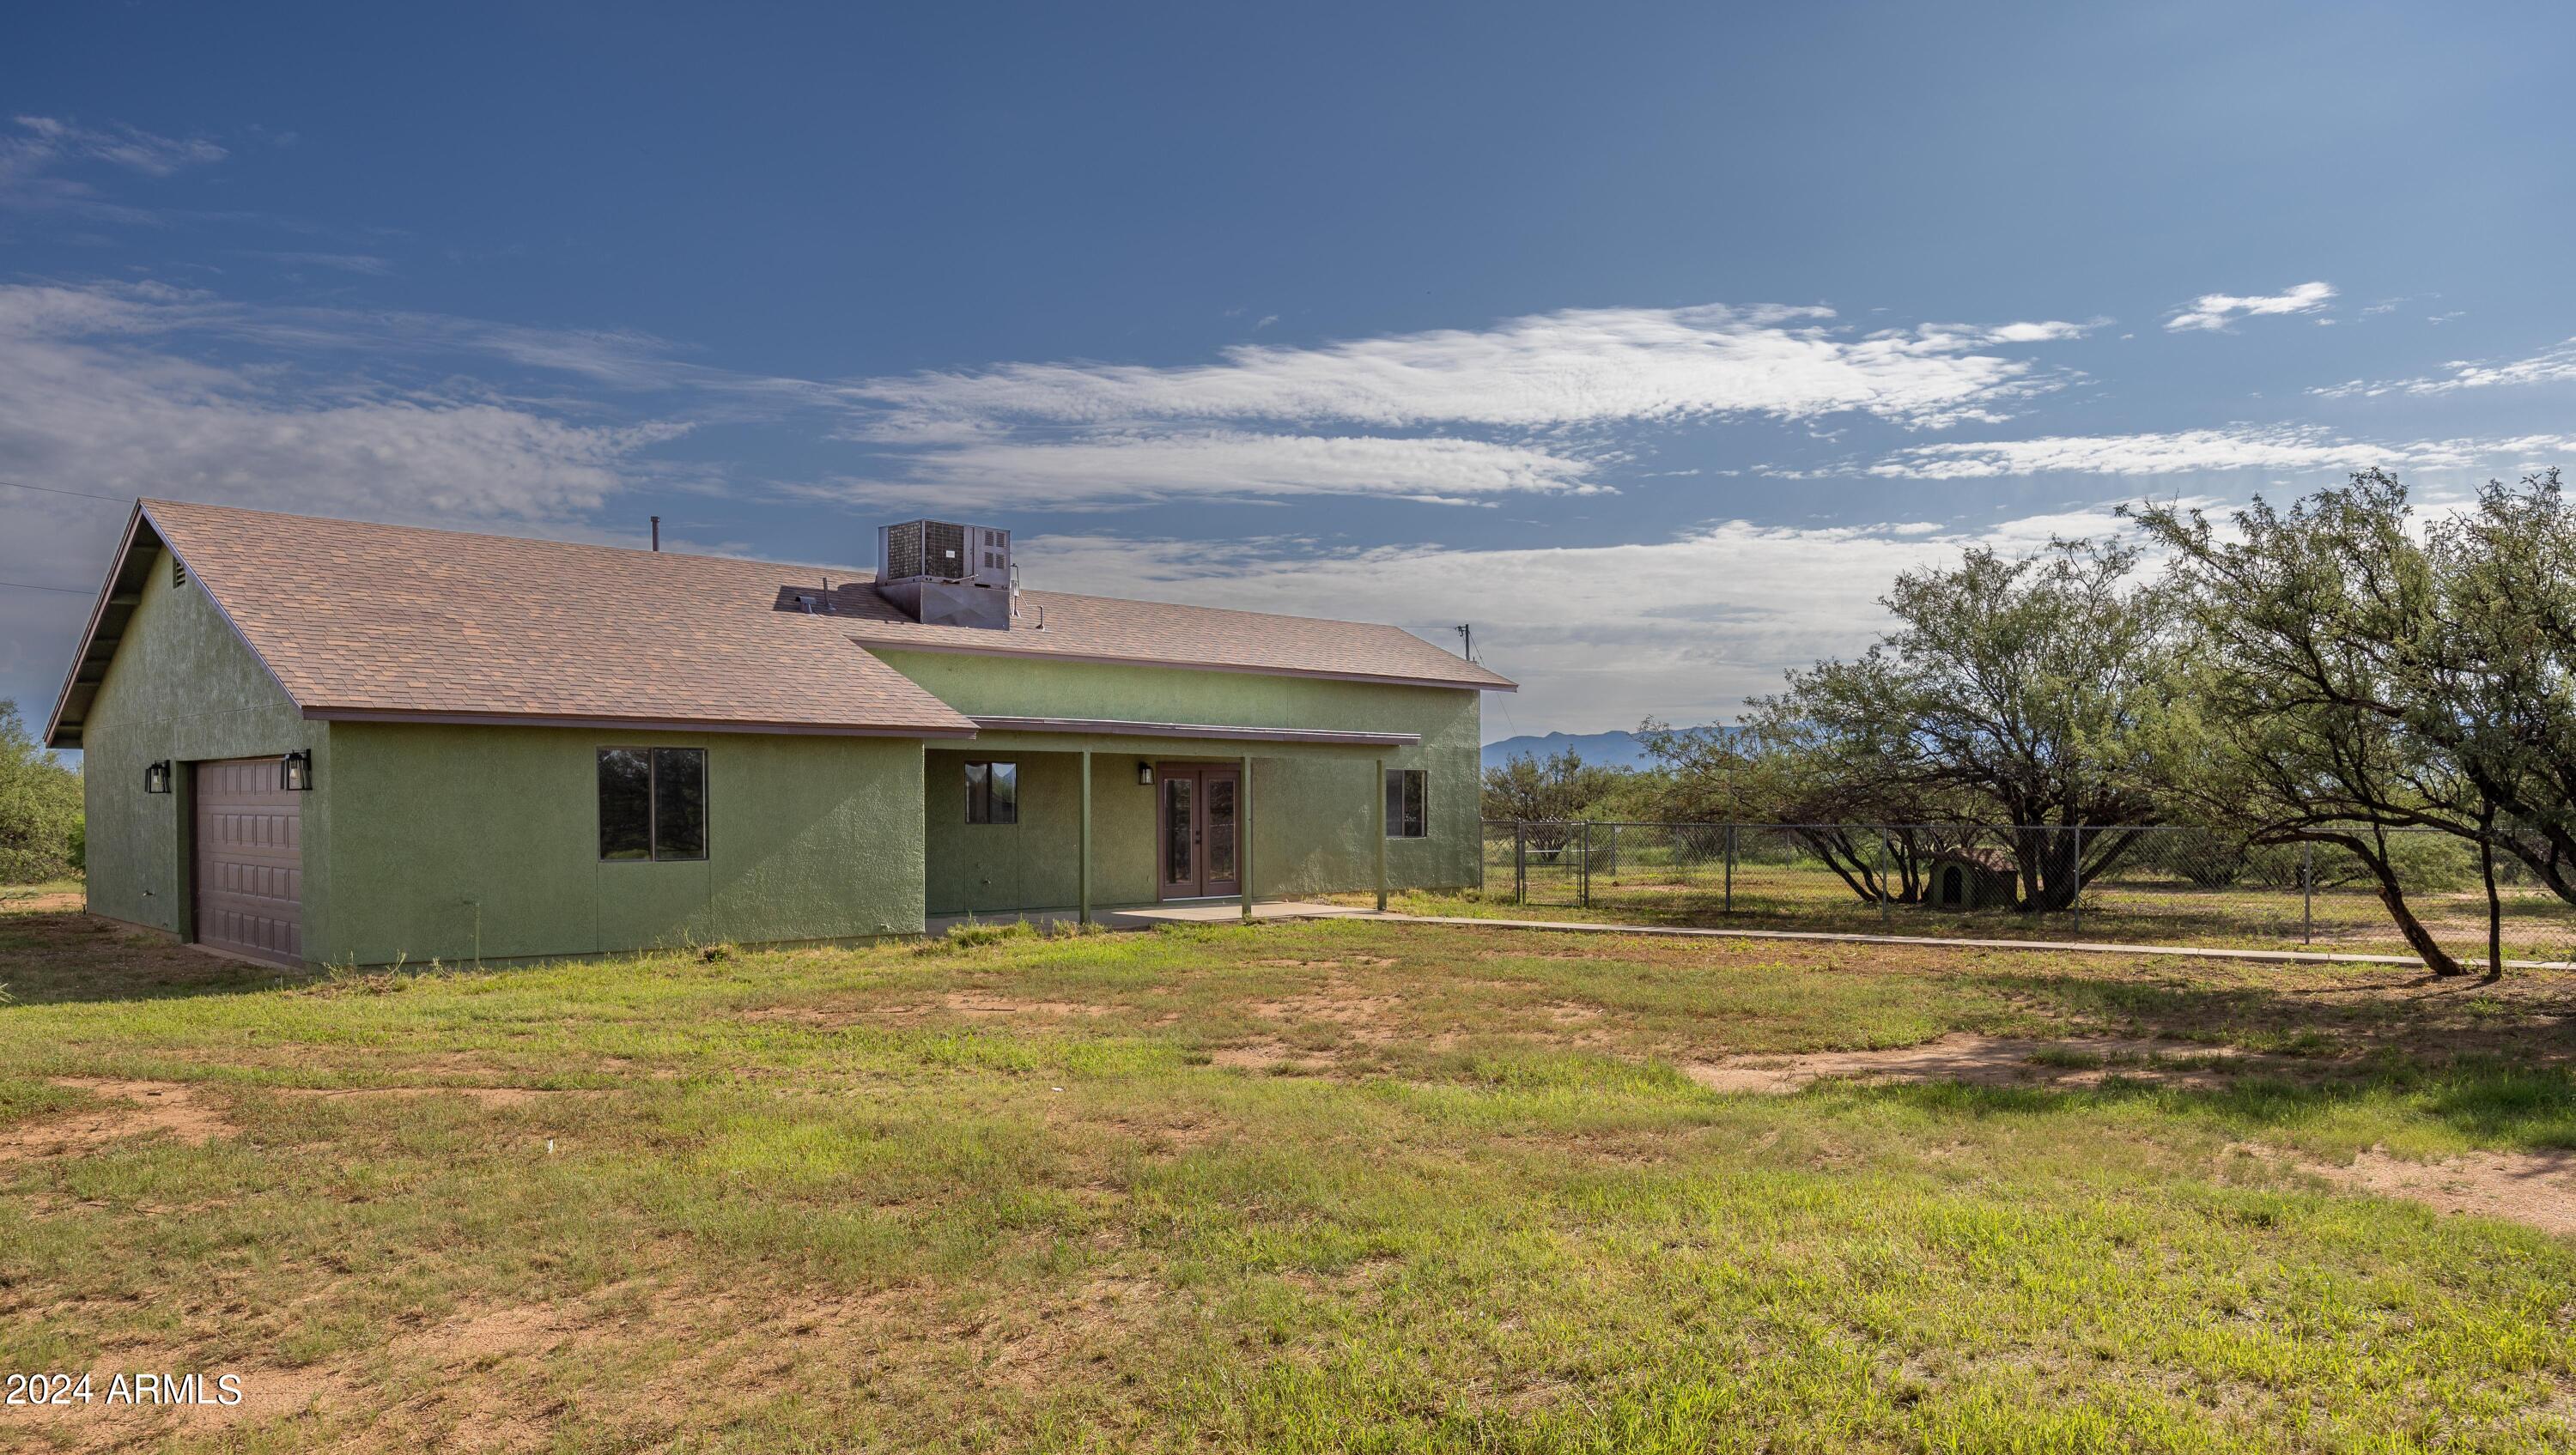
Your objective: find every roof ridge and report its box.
[142,498,868,578]
[141,498,1460,640]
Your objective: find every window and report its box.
[598,748,708,861]
[1385,768,1426,839]
[964,761,1018,824]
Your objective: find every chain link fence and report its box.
[1478,821,2576,961]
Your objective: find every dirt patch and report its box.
[1250,992,1401,1024]
[19,1271,1165,1452]
[271,1085,611,1108]
[1682,1034,2258,1094]
[2308,1147,2576,1237]
[1,1078,237,1163]
[939,992,1114,1017]
[1210,1041,1326,1073]
[1249,956,1396,969]
[1,889,85,914]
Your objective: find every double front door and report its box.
[1157,764,1241,900]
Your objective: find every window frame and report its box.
[1384,767,1427,840]
[963,760,1019,826]
[597,746,711,863]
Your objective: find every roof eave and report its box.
[301,706,981,738]
[853,636,1517,692]
[43,504,151,750]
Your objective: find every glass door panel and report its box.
[1202,773,1239,894]
[1161,775,1198,895]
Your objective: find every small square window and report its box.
[599,747,708,861]
[965,761,1018,824]
[1385,769,1426,839]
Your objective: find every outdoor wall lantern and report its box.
[143,760,172,794]
[280,749,315,792]
[1136,761,1154,787]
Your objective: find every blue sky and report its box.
[5,2,2574,747]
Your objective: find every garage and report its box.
[193,757,303,967]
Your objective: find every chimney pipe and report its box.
[650,516,661,552]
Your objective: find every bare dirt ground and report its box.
[1681,1034,2269,1094]
[2306,1148,2576,1237]
[0,1078,237,1163]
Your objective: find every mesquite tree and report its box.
[2126,472,2498,976]
[1739,539,2172,911]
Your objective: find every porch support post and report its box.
[1241,753,1255,921]
[1078,749,1093,927]
[1374,756,1388,912]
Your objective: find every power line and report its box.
[0,477,133,504]
[0,481,125,594]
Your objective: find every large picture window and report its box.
[964,761,1018,824]
[599,748,708,861]
[1385,768,1426,839]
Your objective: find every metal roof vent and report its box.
[876,519,1014,629]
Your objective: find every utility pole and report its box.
[1455,624,1473,660]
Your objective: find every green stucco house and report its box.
[45,502,1513,968]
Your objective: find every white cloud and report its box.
[809,430,1606,510]
[1979,319,2093,343]
[2311,337,2576,398]
[239,250,398,276]
[818,301,2090,508]
[2165,281,2336,332]
[0,282,682,524]
[0,115,226,217]
[1871,425,2576,480]
[842,302,2077,437]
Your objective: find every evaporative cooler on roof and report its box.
[878,519,1008,587]
[876,519,1015,628]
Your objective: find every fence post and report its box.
[2302,841,2313,944]
[1514,821,1527,905]
[1876,828,1890,925]
[1724,823,1736,914]
[1580,820,1592,909]
[2070,823,2083,933]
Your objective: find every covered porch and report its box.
[921,717,1420,927]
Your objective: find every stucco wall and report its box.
[886,652,1483,912]
[323,724,927,965]
[76,548,331,953]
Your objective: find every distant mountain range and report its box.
[1480,725,1742,772]
[1480,730,1657,772]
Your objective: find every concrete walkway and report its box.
[934,900,2561,971]
[923,900,1370,937]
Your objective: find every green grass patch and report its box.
[2,910,2573,1449]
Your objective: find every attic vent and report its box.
[172,557,187,590]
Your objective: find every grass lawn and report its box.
[4,892,2576,1452]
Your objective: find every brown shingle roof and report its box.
[832,585,1517,691]
[48,500,1510,746]
[132,500,978,737]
